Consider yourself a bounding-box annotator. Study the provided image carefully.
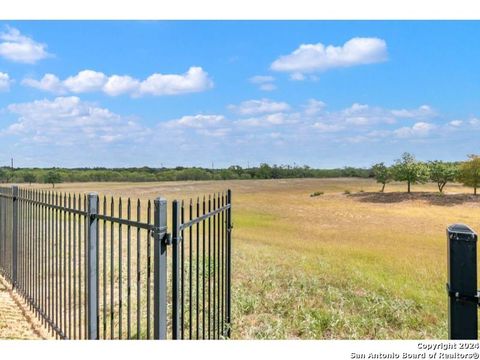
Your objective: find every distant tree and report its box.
[391,152,430,193]
[0,168,13,183]
[342,167,357,177]
[371,162,391,192]
[457,155,480,195]
[0,168,6,183]
[23,173,37,185]
[256,163,273,179]
[428,161,457,193]
[44,171,62,188]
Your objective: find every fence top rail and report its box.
[1,186,155,230]
[1,185,231,232]
[96,213,154,230]
[176,190,231,230]
[0,187,13,196]
[19,197,88,216]
[179,203,231,231]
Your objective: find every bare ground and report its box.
[0,276,51,339]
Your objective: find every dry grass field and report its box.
[3,177,480,339]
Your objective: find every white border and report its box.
[0,340,479,360]
[0,0,480,20]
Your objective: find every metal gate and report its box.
[0,186,232,340]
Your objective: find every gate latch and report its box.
[151,226,172,245]
[446,283,480,306]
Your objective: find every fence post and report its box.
[153,197,167,339]
[87,192,99,340]
[12,185,18,288]
[446,224,478,339]
[171,200,180,340]
[226,189,232,337]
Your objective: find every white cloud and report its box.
[228,99,290,115]
[345,116,371,126]
[161,114,230,138]
[198,128,231,137]
[303,99,326,116]
[4,96,148,145]
[103,75,140,96]
[236,112,299,127]
[343,103,370,115]
[259,83,276,91]
[249,75,276,91]
[366,130,391,138]
[271,37,387,76]
[290,72,305,81]
[0,72,12,91]
[22,74,64,94]
[0,26,50,64]
[22,71,108,94]
[139,67,213,96]
[394,122,436,138]
[2,96,453,164]
[449,120,463,127]
[63,70,107,93]
[22,66,213,97]
[391,105,435,119]
[312,122,344,133]
[167,114,226,128]
[469,118,480,127]
[249,75,274,84]
[338,103,396,126]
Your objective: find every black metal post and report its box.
[12,185,18,288]
[172,200,180,339]
[153,197,167,340]
[87,193,99,340]
[447,223,478,340]
[226,189,232,338]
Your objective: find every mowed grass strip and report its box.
[14,178,480,339]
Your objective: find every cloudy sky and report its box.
[0,21,479,168]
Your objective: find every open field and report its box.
[3,177,480,339]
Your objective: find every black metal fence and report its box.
[0,186,232,340]
[171,194,232,339]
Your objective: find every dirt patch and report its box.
[0,276,51,340]
[349,192,480,207]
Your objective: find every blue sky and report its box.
[0,21,479,168]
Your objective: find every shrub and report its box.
[344,190,351,195]
[310,191,324,197]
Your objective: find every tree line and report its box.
[0,164,372,187]
[372,153,480,194]
[1,154,479,193]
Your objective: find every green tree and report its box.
[457,155,480,195]
[0,168,6,183]
[428,161,457,193]
[44,171,62,188]
[371,162,391,192]
[0,168,13,183]
[391,152,430,193]
[23,173,37,185]
[256,163,273,179]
